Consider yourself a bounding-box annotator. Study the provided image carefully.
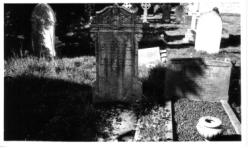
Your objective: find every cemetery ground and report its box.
[4,13,240,141]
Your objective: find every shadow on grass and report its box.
[4,75,100,141]
[165,35,185,42]
[56,33,95,58]
[139,39,167,49]
[139,58,207,114]
[166,43,193,49]
[220,34,240,48]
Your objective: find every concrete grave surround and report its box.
[165,58,232,102]
[90,4,143,102]
[31,3,56,58]
[138,47,161,68]
[195,10,222,54]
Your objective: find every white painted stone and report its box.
[195,10,222,54]
[138,47,161,68]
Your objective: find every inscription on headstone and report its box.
[91,4,143,102]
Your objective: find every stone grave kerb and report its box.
[90,4,143,103]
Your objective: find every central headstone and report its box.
[91,4,143,102]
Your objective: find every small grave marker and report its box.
[138,47,161,68]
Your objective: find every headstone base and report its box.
[93,79,143,103]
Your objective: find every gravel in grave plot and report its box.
[174,98,237,141]
[134,101,173,142]
[95,104,137,142]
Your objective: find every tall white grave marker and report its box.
[195,9,222,54]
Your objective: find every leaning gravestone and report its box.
[90,4,143,102]
[31,3,56,58]
[138,47,161,68]
[195,9,222,54]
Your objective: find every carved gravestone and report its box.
[31,3,56,58]
[90,4,143,102]
[195,9,222,54]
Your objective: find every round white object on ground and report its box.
[196,116,223,140]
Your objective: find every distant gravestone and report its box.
[31,3,56,58]
[141,3,151,23]
[174,4,185,24]
[183,2,200,43]
[161,4,171,23]
[138,47,161,68]
[90,4,143,102]
[195,9,222,54]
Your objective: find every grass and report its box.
[4,55,240,141]
[4,13,240,141]
[5,56,96,85]
[174,98,237,141]
[4,56,98,141]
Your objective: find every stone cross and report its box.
[183,2,201,43]
[90,4,143,102]
[31,3,56,58]
[141,3,151,23]
[195,8,222,54]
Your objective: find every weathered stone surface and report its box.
[31,3,56,58]
[165,58,232,102]
[91,4,143,102]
